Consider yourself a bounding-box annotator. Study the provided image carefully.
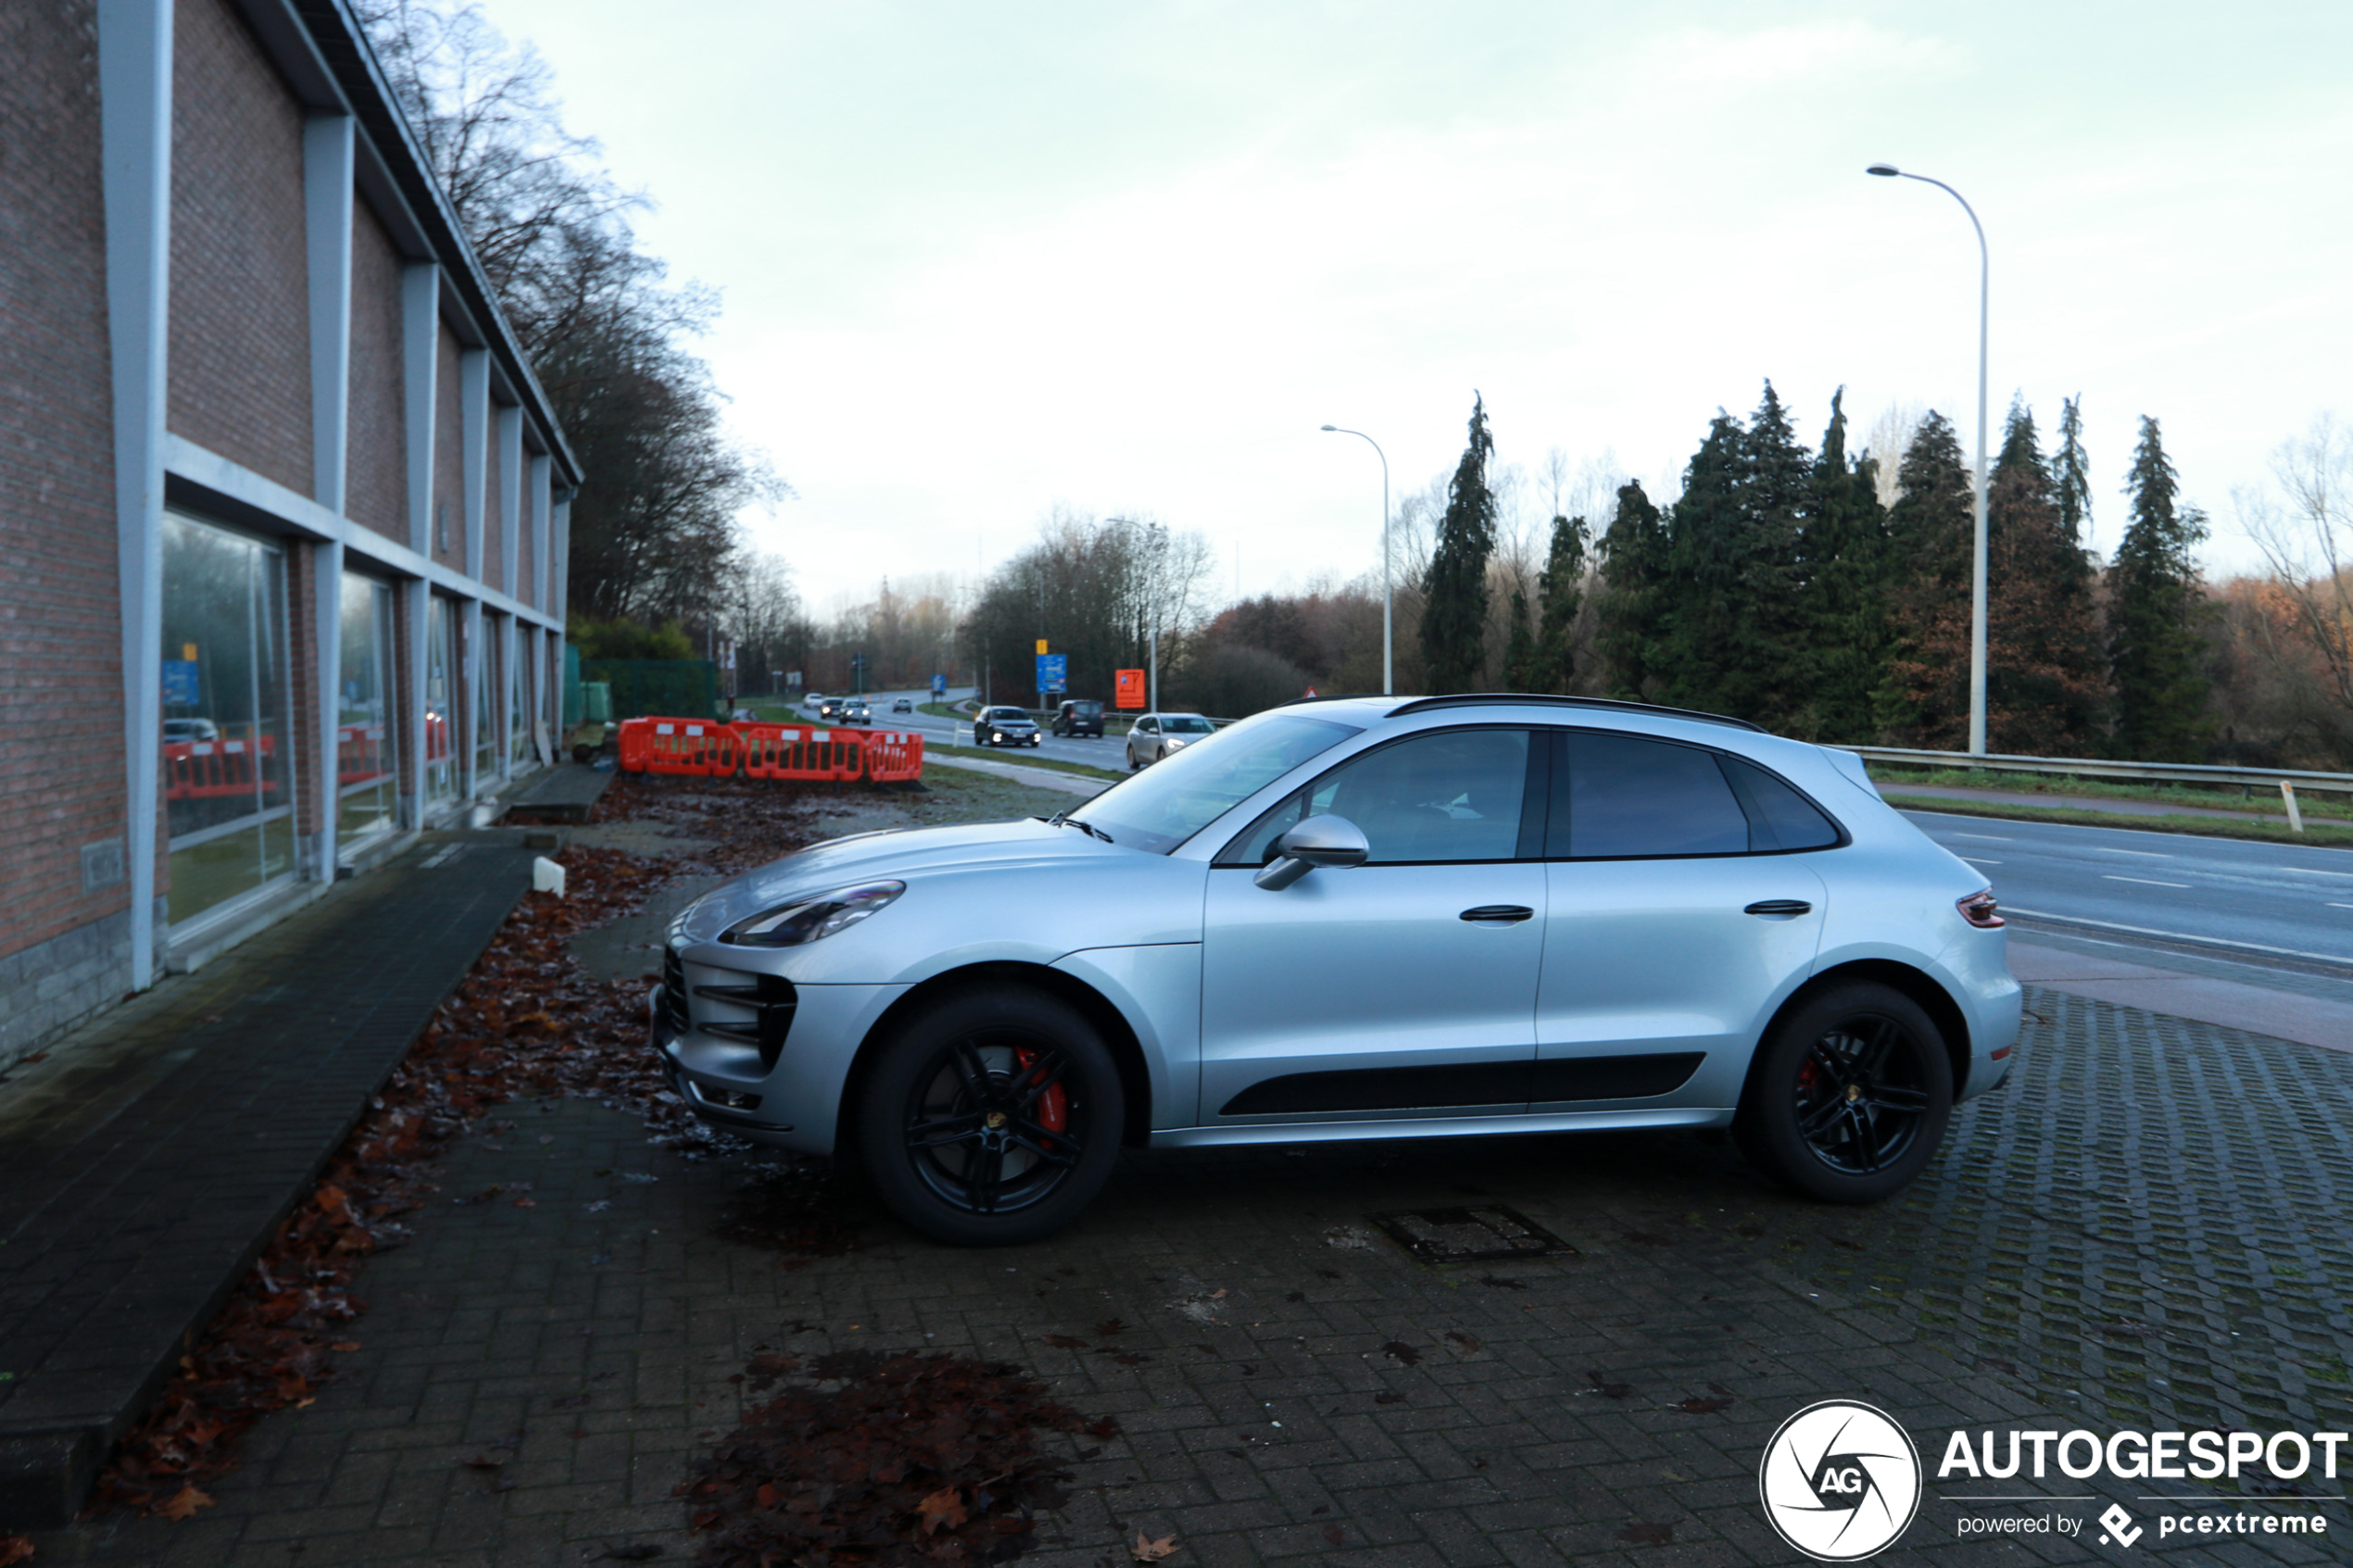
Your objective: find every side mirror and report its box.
[1253,814,1370,890]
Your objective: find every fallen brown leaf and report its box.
[916,1486,967,1533]
[1131,1530,1178,1562]
[0,1533,32,1566]
[155,1484,212,1521]
[1380,1341,1420,1366]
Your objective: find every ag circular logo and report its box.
[1757,1399,1922,1561]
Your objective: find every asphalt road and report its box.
[802,685,1136,771]
[1904,808,2353,970]
[790,691,2351,975]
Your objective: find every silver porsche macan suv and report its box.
[652,694,2020,1246]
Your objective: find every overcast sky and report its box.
[481,0,2352,615]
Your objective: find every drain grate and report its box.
[1367,1204,1576,1264]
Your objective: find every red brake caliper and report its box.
[1012,1047,1068,1137]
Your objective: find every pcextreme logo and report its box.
[1758,1400,1924,1561]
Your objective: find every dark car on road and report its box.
[818,696,846,721]
[1052,698,1104,737]
[975,706,1042,747]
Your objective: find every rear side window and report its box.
[1548,733,1844,858]
[1551,732,1749,858]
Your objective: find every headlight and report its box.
[1165,736,1189,750]
[721,880,905,947]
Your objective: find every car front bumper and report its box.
[649,976,907,1156]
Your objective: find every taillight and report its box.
[1957,889,2004,929]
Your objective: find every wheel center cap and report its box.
[1845,1084,1863,1104]
[986,1110,1008,1130]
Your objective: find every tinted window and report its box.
[1228,728,1531,865]
[1554,733,1748,858]
[1722,756,1843,850]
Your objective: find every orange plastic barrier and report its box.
[336,723,389,787]
[163,736,280,801]
[861,729,926,783]
[618,716,739,776]
[736,723,865,783]
[613,718,926,784]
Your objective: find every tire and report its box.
[1734,981,1954,1204]
[855,985,1126,1246]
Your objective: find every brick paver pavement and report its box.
[28,985,2350,1565]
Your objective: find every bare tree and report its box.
[1865,401,1928,510]
[2241,412,2353,723]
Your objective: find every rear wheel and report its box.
[1735,981,1953,1204]
[855,986,1124,1246]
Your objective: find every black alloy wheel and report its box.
[1735,980,1954,1204]
[856,985,1124,1246]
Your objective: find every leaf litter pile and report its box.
[89,774,841,1518]
[681,1349,1116,1568]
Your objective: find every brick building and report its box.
[0,0,579,1061]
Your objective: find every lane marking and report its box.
[2331,903,2353,911]
[2088,847,2173,859]
[1948,833,2013,842]
[2103,874,2191,888]
[1957,857,2003,865]
[2003,906,2353,966]
[2284,866,2353,880]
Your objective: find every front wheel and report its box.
[1734,982,1953,1204]
[855,985,1125,1246]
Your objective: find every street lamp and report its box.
[1320,425,1391,695]
[1868,162,1990,757]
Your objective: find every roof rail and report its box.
[1383,693,1765,733]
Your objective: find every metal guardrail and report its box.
[1833,745,2353,796]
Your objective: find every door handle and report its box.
[1460,905,1535,924]
[1743,899,1813,918]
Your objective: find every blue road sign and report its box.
[932,672,947,696]
[162,659,199,708]
[1035,653,1066,696]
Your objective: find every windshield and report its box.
[1164,715,1215,734]
[1074,713,1362,853]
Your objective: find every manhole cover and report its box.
[1367,1205,1575,1264]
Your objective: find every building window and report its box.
[472,612,499,783]
[160,511,297,927]
[337,573,400,847]
[424,596,458,806]
[509,626,532,766]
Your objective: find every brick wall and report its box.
[432,323,465,574]
[165,0,310,493]
[0,0,134,1023]
[345,199,407,543]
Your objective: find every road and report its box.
[1904,809,2353,971]
[789,691,2351,973]
[800,685,1134,772]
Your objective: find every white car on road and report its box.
[653,695,2020,1245]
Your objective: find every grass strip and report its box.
[1882,793,2353,849]
[926,743,1127,783]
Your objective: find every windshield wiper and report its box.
[1049,810,1114,843]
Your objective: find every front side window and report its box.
[1076,713,1362,854]
[424,596,457,804]
[1226,727,1535,866]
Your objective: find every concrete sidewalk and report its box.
[2009,936,2353,1054]
[0,835,541,1527]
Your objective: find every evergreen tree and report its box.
[1655,383,1811,727]
[1526,512,1588,693]
[2109,416,2214,759]
[2055,394,2093,549]
[1985,399,2107,752]
[1503,587,1537,690]
[1877,412,1976,745]
[1596,480,1667,698]
[1799,387,1891,742]
[1418,394,1498,693]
